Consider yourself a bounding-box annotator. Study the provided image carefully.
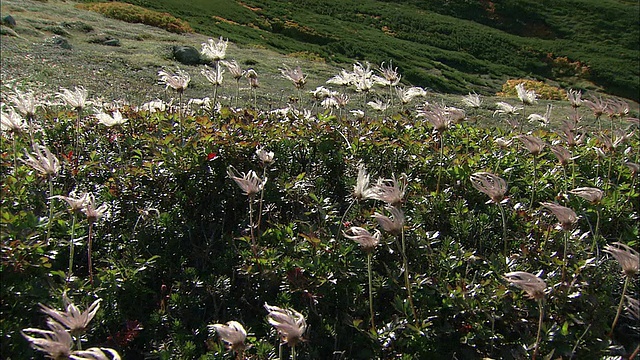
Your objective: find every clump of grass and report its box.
[76,2,193,34]
[498,79,568,100]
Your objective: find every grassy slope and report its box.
[108,0,639,101]
[0,0,637,122]
[0,0,342,105]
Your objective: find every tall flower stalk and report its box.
[280,65,307,108]
[52,192,89,282]
[222,60,245,108]
[569,187,604,250]
[158,68,191,143]
[366,175,417,321]
[82,193,108,285]
[246,69,259,109]
[228,166,266,259]
[541,202,578,283]
[515,83,538,133]
[417,104,450,193]
[1,107,28,171]
[22,144,60,244]
[504,271,547,360]
[201,65,224,116]
[255,146,275,238]
[470,172,509,257]
[518,135,545,207]
[57,86,88,173]
[343,226,381,332]
[603,242,638,337]
[265,304,307,360]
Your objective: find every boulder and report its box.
[88,35,120,46]
[172,45,201,65]
[103,38,120,46]
[2,15,16,28]
[51,36,72,50]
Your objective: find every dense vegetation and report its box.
[1,1,638,359]
[1,52,639,358]
[77,0,639,101]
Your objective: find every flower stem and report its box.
[533,299,544,360]
[531,154,537,207]
[46,175,54,244]
[608,276,629,338]
[629,343,640,360]
[569,324,591,359]
[88,222,94,285]
[67,212,77,283]
[248,196,259,267]
[12,136,17,172]
[235,79,240,108]
[561,230,569,284]
[499,203,508,259]
[74,109,82,175]
[367,252,376,333]
[256,168,267,240]
[438,134,445,191]
[399,230,418,322]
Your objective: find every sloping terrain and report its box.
[106,0,639,101]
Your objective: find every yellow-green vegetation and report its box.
[76,1,192,34]
[497,79,568,101]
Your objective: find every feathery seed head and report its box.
[518,135,545,156]
[366,174,407,206]
[264,304,307,346]
[95,110,127,127]
[470,172,508,204]
[210,320,247,352]
[343,226,382,253]
[22,144,60,177]
[504,271,546,300]
[515,83,538,105]
[57,86,89,111]
[540,202,578,231]
[39,295,101,337]
[201,37,228,62]
[227,165,265,196]
[569,187,604,204]
[604,242,639,277]
[372,206,405,236]
[158,68,190,93]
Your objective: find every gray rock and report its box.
[2,15,16,28]
[172,45,201,65]
[103,38,120,46]
[88,35,120,46]
[51,36,72,50]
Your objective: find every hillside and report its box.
[94,0,639,101]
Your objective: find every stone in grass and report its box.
[88,35,120,47]
[172,45,201,65]
[50,35,72,50]
[2,15,16,28]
